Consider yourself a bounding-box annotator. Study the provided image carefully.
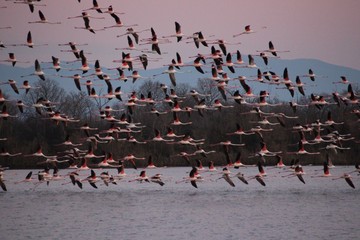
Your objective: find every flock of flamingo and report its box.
[0,0,359,191]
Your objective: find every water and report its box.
[0,166,359,240]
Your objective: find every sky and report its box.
[0,0,359,72]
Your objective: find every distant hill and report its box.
[1,57,359,101]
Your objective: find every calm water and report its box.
[0,166,359,240]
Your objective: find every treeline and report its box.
[0,78,359,169]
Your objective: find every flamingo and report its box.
[218,168,236,187]
[103,5,125,15]
[13,0,47,13]
[186,31,210,48]
[20,59,45,80]
[171,152,194,165]
[0,173,7,191]
[129,170,150,184]
[212,99,234,110]
[9,31,48,48]
[311,162,332,178]
[332,173,355,189]
[24,145,57,159]
[63,172,83,189]
[103,13,138,29]
[149,129,174,142]
[286,141,320,155]
[165,127,185,138]
[14,171,35,184]
[168,135,202,146]
[301,69,317,81]
[150,174,165,186]
[59,74,82,91]
[122,154,146,169]
[117,27,150,44]
[0,105,17,119]
[210,140,245,148]
[256,41,290,57]
[0,52,29,66]
[0,147,22,157]
[83,0,105,13]
[233,25,255,37]
[59,41,88,59]
[187,167,202,188]
[193,145,216,158]
[153,65,179,87]
[171,112,192,126]
[288,101,308,114]
[139,27,170,55]
[333,76,351,84]
[54,134,82,147]
[114,164,127,180]
[282,165,306,184]
[82,170,100,189]
[0,79,19,94]
[182,56,206,74]
[252,141,282,157]
[308,127,334,144]
[16,100,29,113]
[72,12,105,34]
[162,21,185,42]
[28,10,61,24]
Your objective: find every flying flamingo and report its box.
[103,12,138,29]
[13,0,47,13]
[24,145,57,159]
[150,174,165,186]
[193,145,216,158]
[0,174,7,191]
[14,171,35,184]
[83,0,105,13]
[170,112,192,126]
[20,59,45,80]
[256,41,290,57]
[0,105,18,119]
[0,79,19,94]
[333,76,351,84]
[148,129,174,142]
[59,41,88,59]
[186,31,210,48]
[0,53,29,66]
[71,12,105,34]
[233,152,256,168]
[0,147,22,157]
[282,165,306,184]
[129,170,151,184]
[117,27,150,44]
[332,173,355,189]
[217,167,236,187]
[16,100,29,113]
[81,170,100,189]
[250,141,282,157]
[28,10,61,24]
[162,21,185,42]
[286,141,320,155]
[121,154,146,169]
[179,167,203,188]
[103,5,125,15]
[9,31,48,48]
[233,25,255,37]
[139,27,171,55]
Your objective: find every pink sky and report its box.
[0,0,359,70]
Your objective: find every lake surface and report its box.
[0,166,359,240]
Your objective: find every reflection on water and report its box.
[0,166,359,240]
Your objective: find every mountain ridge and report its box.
[1,57,359,100]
